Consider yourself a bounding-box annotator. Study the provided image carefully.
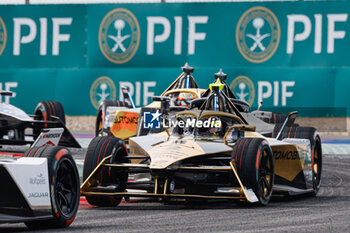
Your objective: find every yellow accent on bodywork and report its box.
[244,131,267,139]
[145,101,162,108]
[271,144,303,181]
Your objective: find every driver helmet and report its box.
[208,118,223,137]
[176,92,195,107]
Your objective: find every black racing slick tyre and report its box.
[232,138,274,206]
[95,100,131,136]
[24,146,79,229]
[33,101,66,138]
[262,112,287,124]
[272,126,322,195]
[83,136,129,207]
[34,101,66,124]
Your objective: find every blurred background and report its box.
[0,0,349,137]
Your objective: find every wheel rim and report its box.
[55,158,78,217]
[258,148,274,201]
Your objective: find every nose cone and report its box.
[148,139,204,169]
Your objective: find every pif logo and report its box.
[236,7,280,63]
[229,76,255,106]
[90,76,117,109]
[99,8,140,64]
[0,17,7,56]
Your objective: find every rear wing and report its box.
[0,91,13,103]
[275,111,298,140]
[0,91,13,97]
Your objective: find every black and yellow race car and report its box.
[95,63,206,139]
[96,65,297,144]
[81,79,322,206]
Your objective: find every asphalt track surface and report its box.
[1,150,350,233]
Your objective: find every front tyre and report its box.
[83,136,128,207]
[24,146,80,229]
[232,138,274,205]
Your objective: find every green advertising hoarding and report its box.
[0,5,86,68]
[0,2,349,116]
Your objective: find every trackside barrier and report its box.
[0,2,349,116]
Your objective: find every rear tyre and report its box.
[232,138,274,206]
[24,146,79,229]
[83,136,128,207]
[34,101,66,124]
[95,100,131,136]
[33,101,66,138]
[312,134,322,195]
[262,112,287,124]
[273,126,322,195]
